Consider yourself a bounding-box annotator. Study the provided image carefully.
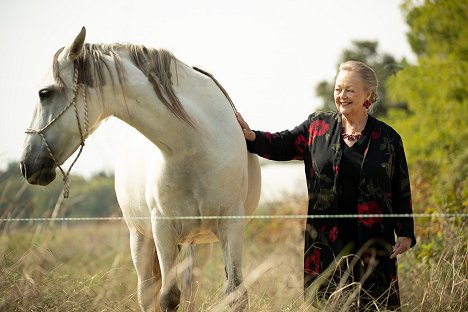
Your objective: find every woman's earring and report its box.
[363,100,371,109]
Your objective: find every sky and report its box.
[0,0,416,177]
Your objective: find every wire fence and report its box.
[0,213,467,223]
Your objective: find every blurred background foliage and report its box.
[386,0,467,227]
[0,162,118,223]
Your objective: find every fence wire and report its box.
[0,213,467,222]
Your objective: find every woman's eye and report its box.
[39,88,53,101]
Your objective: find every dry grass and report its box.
[0,223,138,311]
[398,222,467,312]
[0,203,466,311]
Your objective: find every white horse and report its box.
[19,27,261,312]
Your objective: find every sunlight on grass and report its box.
[0,201,466,311]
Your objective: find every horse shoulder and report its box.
[115,124,163,234]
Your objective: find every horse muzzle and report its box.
[19,157,57,186]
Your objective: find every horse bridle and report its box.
[25,61,89,198]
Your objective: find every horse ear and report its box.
[67,27,86,61]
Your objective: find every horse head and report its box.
[20,27,103,185]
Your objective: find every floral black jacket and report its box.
[247,111,416,289]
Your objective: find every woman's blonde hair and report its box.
[339,61,379,104]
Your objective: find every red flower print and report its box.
[307,120,330,145]
[358,201,383,227]
[304,248,321,276]
[329,226,338,242]
[333,165,339,174]
[294,134,306,154]
[371,130,381,140]
[264,132,272,144]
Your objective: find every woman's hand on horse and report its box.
[390,236,412,258]
[236,113,256,141]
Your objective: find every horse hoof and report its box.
[229,289,249,311]
[160,286,181,312]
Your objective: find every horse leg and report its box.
[152,216,181,312]
[219,219,248,311]
[129,229,161,312]
[180,244,213,311]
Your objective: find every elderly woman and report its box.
[237,61,416,310]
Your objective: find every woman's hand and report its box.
[236,112,256,141]
[390,236,412,258]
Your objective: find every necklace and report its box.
[341,115,368,141]
[341,129,361,141]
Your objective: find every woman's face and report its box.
[334,70,371,116]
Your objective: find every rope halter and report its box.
[25,61,89,198]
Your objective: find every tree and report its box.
[314,40,407,116]
[402,0,468,61]
[0,161,120,223]
[386,0,467,221]
[67,173,119,218]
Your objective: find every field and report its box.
[0,200,466,311]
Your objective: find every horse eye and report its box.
[39,88,53,101]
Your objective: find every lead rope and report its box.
[62,84,88,198]
[192,67,238,114]
[25,62,89,198]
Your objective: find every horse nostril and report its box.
[19,161,27,177]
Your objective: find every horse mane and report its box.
[53,43,194,127]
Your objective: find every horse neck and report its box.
[108,60,206,158]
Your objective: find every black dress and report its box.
[337,120,371,250]
[246,112,415,310]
